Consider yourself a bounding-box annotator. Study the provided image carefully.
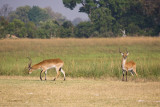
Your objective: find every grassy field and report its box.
[0,76,160,107]
[0,37,160,80]
[0,37,160,106]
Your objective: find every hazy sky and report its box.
[0,0,89,21]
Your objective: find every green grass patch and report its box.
[0,37,160,80]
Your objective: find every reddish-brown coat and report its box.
[120,52,138,81]
[28,58,65,81]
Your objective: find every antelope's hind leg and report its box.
[60,68,66,81]
[133,67,138,76]
[130,70,134,76]
[45,70,47,80]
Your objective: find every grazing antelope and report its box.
[28,57,65,81]
[119,48,138,81]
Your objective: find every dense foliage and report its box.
[0,5,68,38]
[0,0,160,38]
[63,0,160,37]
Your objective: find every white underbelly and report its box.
[122,67,133,71]
[46,65,56,70]
[128,68,133,71]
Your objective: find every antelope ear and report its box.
[127,52,129,55]
[121,53,124,56]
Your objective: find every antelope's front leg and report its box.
[40,70,43,81]
[126,70,128,81]
[122,70,125,81]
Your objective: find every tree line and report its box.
[0,5,72,38]
[0,0,160,39]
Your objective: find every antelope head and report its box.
[119,48,129,59]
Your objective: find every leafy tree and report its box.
[12,19,25,37]
[63,0,160,36]
[127,23,140,36]
[45,7,66,24]
[28,6,49,25]
[38,20,59,38]
[141,0,160,35]
[62,21,73,28]
[8,11,18,22]
[10,6,31,23]
[141,0,160,24]
[26,21,37,38]
[75,21,94,38]
[91,7,114,33]
[57,27,73,38]
[63,0,78,10]
[58,21,74,38]
[0,16,9,38]
[7,22,15,35]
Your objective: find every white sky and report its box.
[0,0,89,21]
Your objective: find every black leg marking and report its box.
[122,70,125,81]
[40,70,43,81]
[59,67,62,71]
[122,73,124,81]
[126,71,128,81]
[45,72,47,80]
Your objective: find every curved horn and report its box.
[126,48,128,53]
[27,57,32,68]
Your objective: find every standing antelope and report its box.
[119,48,138,81]
[28,58,65,81]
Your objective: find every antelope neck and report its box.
[122,58,127,69]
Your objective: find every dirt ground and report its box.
[0,76,160,107]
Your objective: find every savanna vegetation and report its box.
[0,0,160,39]
[0,1,160,106]
[0,37,160,80]
[0,38,160,107]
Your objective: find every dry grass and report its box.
[0,76,160,107]
[0,37,160,48]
